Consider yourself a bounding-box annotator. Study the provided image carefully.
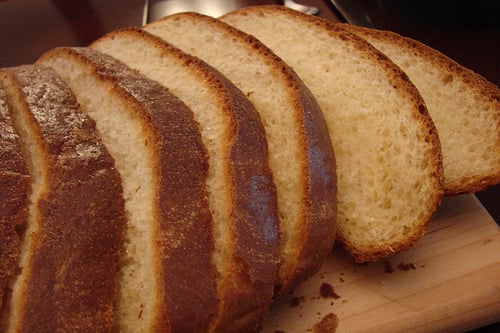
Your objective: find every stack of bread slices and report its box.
[0,5,498,332]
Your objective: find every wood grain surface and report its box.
[263,194,500,332]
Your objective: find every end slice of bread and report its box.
[0,65,125,332]
[222,5,444,262]
[0,89,30,312]
[37,47,218,333]
[144,11,337,293]
[91,27,280,332]
[336,23,500,194]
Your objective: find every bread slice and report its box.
[91,27,280,332]
[335,23,500,194]
[37,47,218,333]
[0,65,125,332]
[222,5,444,262]
[144,12,337,293]
[0,88,30,312]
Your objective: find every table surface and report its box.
[262,194,499,333]
[0,0,498,331]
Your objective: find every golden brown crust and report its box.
[0,89,30,312]
[288,79,337,287]
[0,65,126,332]
[336,23,500,194]
[38,47,218,332]
[215,83,279,332]
[186,43,281,333]
[93,27,281,332]
[157,12,337,294]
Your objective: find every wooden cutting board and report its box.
[264,194,500,332]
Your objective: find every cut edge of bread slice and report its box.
[0,88,30,314]
[37,48,218,332]
[144,11,337,293]
[91,27,281,332]
[337,23,500,195]
[0,64,125,332]
[222,5,444,262]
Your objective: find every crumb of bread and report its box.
[290,296,305,308]
[320,283,340,299]
[383,260,394,273]
[398,262,417,271]
[313,313,339,333]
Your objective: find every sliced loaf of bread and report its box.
[37,47,218,333]
[144,12,337,293]
[91,27,280,332]
[222,5,444,262]
[0,89,30,312]
[0,65,125,332]
[336,23,500,194]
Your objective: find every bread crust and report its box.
[336,23,500,194]
[0,89,30,312]
[0,65,126,332]
[92,27,281,332]
[147,12,337,295]
[218,73,279,332]
[38,47,218,332]
[291,80,337,284]
[223,5,444,262]
[272,58,337,289]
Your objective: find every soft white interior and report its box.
[223,12,439,251]
[353,32,499,191]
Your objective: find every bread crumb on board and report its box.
[277,282,342,333]
[313,313,339,333]
[383,260,395,273]
[383,260,418,273]
[398,262,417,271]
[320,283,341,300]
[290,296,306,308]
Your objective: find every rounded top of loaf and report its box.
[0,90,28,174]
[0,64,126,332]
[0,87,30,311]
